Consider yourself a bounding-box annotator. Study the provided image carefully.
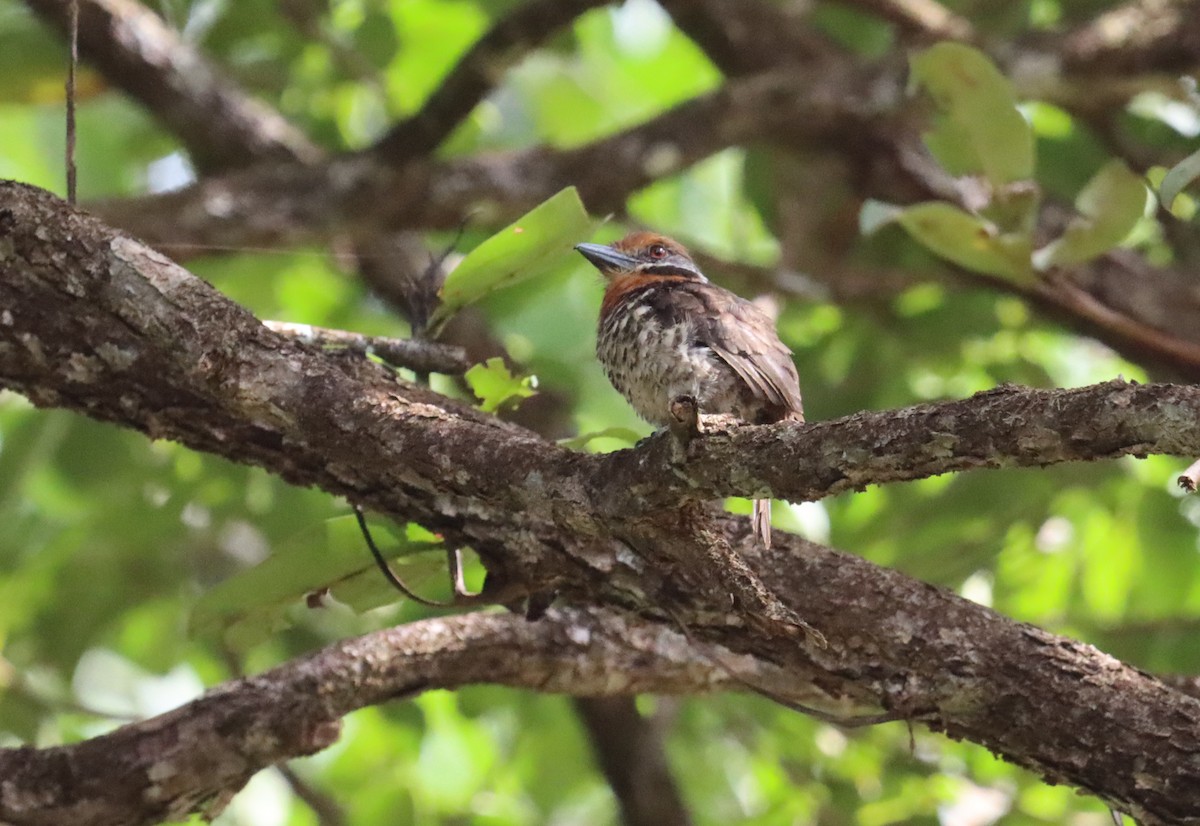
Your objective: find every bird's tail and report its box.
[752,498,772,548]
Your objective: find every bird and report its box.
[575,231,804,548]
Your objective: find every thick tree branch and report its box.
[0,609,733,826]
[15,178,1200,587]
[596,380,1200,513]
[4,181,1200,825]
[23,0,321,172]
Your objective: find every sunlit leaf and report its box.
[428,186,598,333]
[1033,160,1146,270]
[464,357,537,413]
[910,43,1034,187]
[865,201,1032,281]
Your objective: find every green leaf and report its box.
[464,357,538,413]
[870,201,1032,280]
[1033,160,1147,270]
[354,10,400,69]
[1159,147,1200,215]
[189,516,444,646]
[910,43,1034,187]
[428,187,598,333]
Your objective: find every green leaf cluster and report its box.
[865,43,1149,284]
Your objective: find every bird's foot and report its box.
[667,394,700,457]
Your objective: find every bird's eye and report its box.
[649,245,668,259]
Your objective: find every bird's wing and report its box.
[682,285,804,420]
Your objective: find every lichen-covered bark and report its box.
[4,180,1200,824]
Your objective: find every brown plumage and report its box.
[576,231,803,547]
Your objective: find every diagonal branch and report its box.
[1057,0,1200,76]
[89,69,868,254]
[23,0,321,171]
[835,0,975,41]
[373,0,610,160]
[4,180,1200,825]
[261,320,470,374]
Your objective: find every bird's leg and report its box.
[667,393,700,463]
[668,393,700,441]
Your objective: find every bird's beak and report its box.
[575,243,638,274]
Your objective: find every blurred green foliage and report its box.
[873,44,1148,281]
[1,0,1197,824]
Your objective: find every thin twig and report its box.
[261,320,469,374]
[412,213,471,340]
[65,0,78,204]
[353,507,457,608]
[1035,275,1200,374]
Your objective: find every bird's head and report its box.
[575,232,707,282]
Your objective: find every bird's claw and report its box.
[668,394,700,453]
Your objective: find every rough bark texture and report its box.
[0,609,729,826]
[3,180,1200,825]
